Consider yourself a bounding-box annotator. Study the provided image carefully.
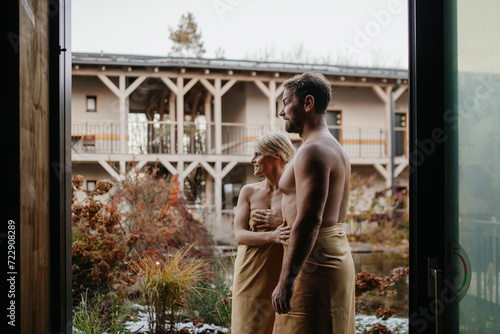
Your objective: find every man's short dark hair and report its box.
[283,73,332,114]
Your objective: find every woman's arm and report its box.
[234,186,290,246]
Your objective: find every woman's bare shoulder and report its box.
[240,181,265,195]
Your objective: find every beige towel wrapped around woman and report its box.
[231,209,284,334]
[273,224,356,334]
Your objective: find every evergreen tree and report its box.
[168,12,206,58]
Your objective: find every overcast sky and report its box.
[72,0,408,68]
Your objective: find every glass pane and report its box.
[394,113,406,156]
[457,0,500,332]
[326,110,341,141]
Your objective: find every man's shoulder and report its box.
[296,136,349,168]
[297,137,334,159]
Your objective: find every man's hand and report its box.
[272,280,294,314]
[268,222,291,245]
[252,209,283,229]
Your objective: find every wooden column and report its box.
[19,0,51,332]
[372,85,393,188]
[199,77,237,222]
[97,74,147,154]
[372,84,408,187]
[161,76,199,189]
[169,92,176,153]
[176,77,185,156]
[205,93,213,153]
[253,79,285,131]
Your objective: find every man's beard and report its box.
[284,119,300,133]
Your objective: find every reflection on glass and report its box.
[457,0,500,332]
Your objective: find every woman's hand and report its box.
[268,222,291,245]
[252,209,283,229]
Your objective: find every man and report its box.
[272,73,355,333]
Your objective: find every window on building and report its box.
[394,112,407,156]
[87,180,96,192]
[326,110,342,142]
[86,95,97,112]
[222,182,242,210]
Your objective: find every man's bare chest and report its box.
[279,162,295,196]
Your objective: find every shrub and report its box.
[185,258,232,328]
[355,266,410,333]
[347,173,409,247]
[73,290,136,334]
[110,166,214,260]
[71,176,138,302]
[131,245,205,333]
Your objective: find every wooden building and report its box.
[71,53,409,242]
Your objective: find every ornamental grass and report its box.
[132,245,205,333]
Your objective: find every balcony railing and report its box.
[71,120,406,158]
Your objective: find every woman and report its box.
[231,133,295,334]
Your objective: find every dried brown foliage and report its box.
[367,323,391,334]
[71,176,138,303]
[355,266,409,332]
[347,173,409,247]
[109,166,214,260]
[376,305,397,320]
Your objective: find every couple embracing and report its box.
[231,73,356,334]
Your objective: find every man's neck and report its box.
[299,118,329,143]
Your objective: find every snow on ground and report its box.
[123,305,408,334]
[355,314,409,334]
[124,305,228,334]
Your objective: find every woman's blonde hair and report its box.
[253,133,295,164]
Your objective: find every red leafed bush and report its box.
[71,176,139,303]
[109,166,214,260]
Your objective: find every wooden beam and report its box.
[275,82,285,98]
[181,160,200,179]
[161,76,179,95]
[177,77,184,155]
[214,160,223,224]
[169,92,176,153]
[72,153,253,163]
[200,160,217,179]
[395,160,409,177]
[182,77,199,95]
[371,84,390,104]
[394,85,408,101]
[97,74,121,97]
[77,68,407,89]
[221,161,238,178]
[19,1,51,328]
[253,79,271,97]
[221,78,237,96]
[159,159,179,175]
[127,160,148,177]
[373,163,390,180]
[199,77,216,96]
[214,77,222,155]
[269,80,277,129]
[98,160,123,181]
[124,75,147,97]
[119,75,127,153]
[205,93,213,153]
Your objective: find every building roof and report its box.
[72,52,408,80]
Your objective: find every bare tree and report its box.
[214,46,226,59]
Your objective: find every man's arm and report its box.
[272,145,331,314]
